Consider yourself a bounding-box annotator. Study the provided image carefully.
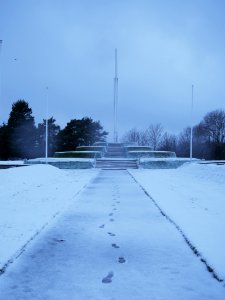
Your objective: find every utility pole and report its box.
[45,86,49,162]
[190,84,194,160]
[113,48,118,143]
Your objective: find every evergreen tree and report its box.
[0,123,10,159]
[36,117,60,157]
[7,100,36,158]
[57,117,108,151]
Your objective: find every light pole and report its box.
[45,86,49,162]
[190,84,194,160]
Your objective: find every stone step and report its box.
[104,154,126,158]
[107,143,124,147]
[105,150,125,153]
[104,147,125,152]
[104,143,126,159]
[95,159,138,169]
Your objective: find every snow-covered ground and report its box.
[1,161,225,291]
[1,169,224,299]
[0,165,99,271]
[130,162,225,280]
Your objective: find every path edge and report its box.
[127,170,224,285]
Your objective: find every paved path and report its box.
[0,170,224,299]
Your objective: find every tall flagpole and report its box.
[113,48,118,143]
[45,86,49,162]
[190,84,194,160]
[0,40,3,108]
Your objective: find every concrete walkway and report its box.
[0,170,224,299]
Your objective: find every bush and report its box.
[76,146,106,153]
[127,151,176,158]
[54,151,102,158]
[93,142,108,147]
[125,146,152,152]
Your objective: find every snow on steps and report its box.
[95,158,138,169]
[104,143,126,158]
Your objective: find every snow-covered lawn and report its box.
[0,165,99,271]
[130,162,225,280]
[1,161,225,286]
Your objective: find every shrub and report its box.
[93,142,108,147]
[125,146,152,152]
[54,151,102,158]
[76,146,106,153]
[127,151,176,158]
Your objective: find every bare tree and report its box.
[201,109,225,143]
[176,110,225,159]
[145,123,164,150]
[176,127,190,157]
[159,132,177,151]
[122,128,142,145]
[195,109,225,159]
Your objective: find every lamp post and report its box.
[190,84,194,160]
[45,86,49,162]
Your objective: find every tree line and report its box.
[0,100,108,159]
[122,109,225,160]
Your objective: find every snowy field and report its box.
[0,165,99,271]
[130,162,225,281]
[0,162,225,289]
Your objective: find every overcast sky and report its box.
[1,0,225,140]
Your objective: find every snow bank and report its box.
[0,165,99,271]
[130,162,225,280]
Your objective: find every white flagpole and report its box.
[190,84,194,160]
[113,48,118,143]
[0,40,3,109]
[45,86,49,162]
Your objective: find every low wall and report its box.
[140,159,190,169]
[28,160,94,169]
[128,151,176,159]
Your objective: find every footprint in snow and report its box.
[102,271,114,284]
[109,218,114,222]
[118,257,126,263]
[112,243,120,249]
[53,238,65,243]
[109,213,113,216]
[99,224,105,229]
[108,232,116,237]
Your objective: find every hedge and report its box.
[127,151,176,158]
[54,151,102,158]
[125,146,152,152]
[76,146,106,153]
[93,142,108,147]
